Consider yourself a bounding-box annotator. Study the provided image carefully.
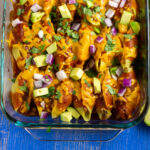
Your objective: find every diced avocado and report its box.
[130,21,140,35]
[60,111,72,123]
[33,55,47,67]
[12,46,21,60]
[67,107,80,119]
[120,11,132,25]
[144,106,150,126]
[86,0,94,8]
[33,88,49,97]
[19,0,27,5]
[46,42,57,54]
[93,77,101,94]
[58,4,72,19]
[31,12,45,23]
[70,68,84,80]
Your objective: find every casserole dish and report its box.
[0,0,149,141]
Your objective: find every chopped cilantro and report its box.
[39,45,45,51]
[106,85,117,95]
[72,90,76,95]
[98,74,102,79]
[110,67,118,75]
[53,35,62,41]
[25,56,33,69]
[24,40,29,44]
[84,79,91,87]
[30,47,41,54]
[17,8,24,16]
[49,86,55,97]
[62,46,66,49]
[72,56,78,61]
[55,90,62,100]
[19,83,27,92]
[105,34,115,51]
[11,78,16,83]
[85,69,98,78]
[123,34,134,39]
[25,101,30,111]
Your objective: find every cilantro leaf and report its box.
[72,90,76,95]
[84,79,91,87]
[25,101,30,111]
[105,34,115,51]
[30,47,41,54]
[55,90,62,100]
[85,69,98,78]
[11,78,16,83]
[19,83,27,92]
[25,56,33,69]
[53,35,62,41]
[106,85,117,95]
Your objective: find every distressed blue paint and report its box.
[0,110,149,150]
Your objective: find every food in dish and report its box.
[9,0,141,122]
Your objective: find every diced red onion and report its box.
[116,67,123,77]
[34,80,43,89]
[31,3,42,12]
[46,54,54,65]
[71,23,81,31]
[112,74,117,80]
[96,36,104,43]
[34,73,43,80]
[118,88,126,97]
[113,0,120,3]
[12,18,23,27]
[40,101,45,109]
[42,75,52,85]
[56,70,68,81]
[89,45,96,54]
[109,1,119,8]
[105,18,113,27]
[38,30,44,38]
[69,0,76,4]
[120,0,126,8]
[111,27,118,36]
[123,79,131,87]
[40,111,49,119]
[105,9,116,18]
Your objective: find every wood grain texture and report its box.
[0,109,150,150]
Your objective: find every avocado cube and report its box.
[70,68,84,80]
[12,45,21,60]
[31,12,45,23]
[46,42,57,54]
[33,88,49,97]
[67,107,80,119]
[33,55,47,67]
[93,77,101,94]
[130,21,140,35]
[58,4,72,19]
[60,111,72,123]
[19,0,27,5]
[120,11,132,25]
[87,0,94,8]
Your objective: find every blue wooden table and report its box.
[0,110,150,150]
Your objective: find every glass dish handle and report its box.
[25,127,123,142]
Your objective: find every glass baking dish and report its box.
[0,0,149,141]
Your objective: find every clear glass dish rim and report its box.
[0,0,149,129]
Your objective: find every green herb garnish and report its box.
[53,35,62,41]
[25,101,30,111]
[55,90,62,100]
[105,34,115,51]
[30,47,41,54]
[19,83,27,92]
[72,90,76,95]
[84,79,91,87]
[11,78,16,83]
[106,85,117,95]
[85,69,98,78]
[25,56,33,69]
